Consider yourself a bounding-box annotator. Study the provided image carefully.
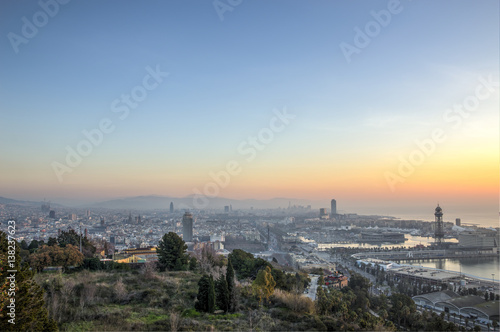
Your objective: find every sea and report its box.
[318,235,499,280]
[317,235,456,250]
[401,257,500,281]
[388,212,499,229]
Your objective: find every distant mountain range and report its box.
[0,195,328,211]
[88,195,324,211]
[0,196,63,208]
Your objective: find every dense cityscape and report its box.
[1,1,498,331]
[1,195,499,330]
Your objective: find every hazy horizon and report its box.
[2,192,497,228]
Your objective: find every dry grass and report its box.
[271,289,315,314]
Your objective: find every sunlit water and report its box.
[318,235,457,250]
[318,235,499,279]
[401,257,500,280]
[391,212,499,229]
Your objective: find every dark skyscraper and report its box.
[182,212,194,242]
[170,202,174,213]
[331,199,337,216]
[49,210,56,219]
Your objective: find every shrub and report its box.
[271,289,315,314]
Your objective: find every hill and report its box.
[88,195,322,211]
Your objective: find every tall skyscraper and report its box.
[41,200,50,213]
[182,212,194,242]
[331,199,337,216]
[170,202,174,213]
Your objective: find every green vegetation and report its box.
[28,243,84,272]
[2,229,466,331]
[226,258,236,312]
[195,275,216,313]
[156,232,189,271]
[57,229,96,258]
[252,266,276,304]
[215,274,230,313]
[0,231,58,331]
[228,249,271,279]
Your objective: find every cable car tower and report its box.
[434,204,444,247]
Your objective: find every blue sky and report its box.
[0,0,498,215]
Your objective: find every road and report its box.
[305,275,319,301]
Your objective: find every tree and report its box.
[189,257,197,271]
[252,266,276,304]
[0,232,58,331]
[226,258,236,312]
[195,275,216,313]
[28,244,84,272]
[271,268,287,290]
[318,275,325,286]
[207,275,216,313]
[47,237,58,246]
[229,249,271,280]
[215,274,229,312]
[57,229,96,258]
[156,232,188,271]
[28,239,39,251]
[195,275,210,312]
[195,245,225,274]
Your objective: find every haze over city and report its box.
[1,2,500,331]
[1,0,498,223]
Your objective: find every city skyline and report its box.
[0,1,498,223]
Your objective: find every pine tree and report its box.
[156,232,188,271]
[189,257,197,271]
[0,231,58,331]
[226,258,236,312]
[216,274,229,313]
[208,275,216,313]
[195,275,216,313]
[195,275,211,312]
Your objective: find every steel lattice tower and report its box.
[434,205,444,246]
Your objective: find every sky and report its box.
[0,0,498,221]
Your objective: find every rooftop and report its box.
[413,290,460,305]
[472,301,500,317]
[444,295,486,309]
